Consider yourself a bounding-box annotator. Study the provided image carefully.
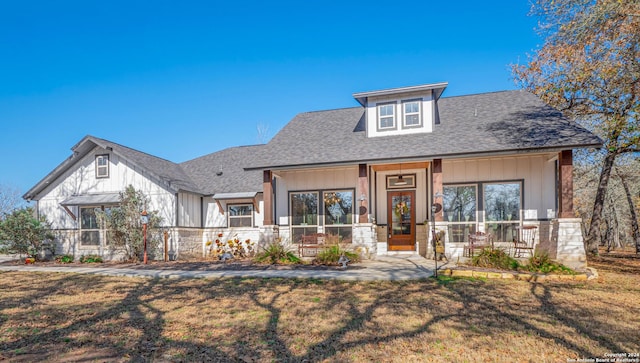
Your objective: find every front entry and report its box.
[387,190,416,251]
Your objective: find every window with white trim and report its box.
[228,204,253,227]
[403,100,421,127]
[96,155,109,178]
[377,103,396,130]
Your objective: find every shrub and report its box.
[471,248,520,270]
[254,240,300,264]
[524,252,575,274]
[96,186,163,262]
[80,254,103,264]
[314,244,361,266]
[55,254,74,264]
[0,207,55,259]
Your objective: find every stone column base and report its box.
[550,218,587,269]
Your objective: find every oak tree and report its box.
[514,0,640,255]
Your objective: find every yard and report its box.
[1,256,639,362]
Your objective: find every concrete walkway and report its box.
[0,254,450,281]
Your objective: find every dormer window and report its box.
[403,100,421,128]
[377,103,396,130]
[96,155,109,178]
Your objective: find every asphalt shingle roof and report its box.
[249,90,602,169]
[180,145,265,195]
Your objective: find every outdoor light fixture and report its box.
[141,210,149,264]
[396,163,408,185]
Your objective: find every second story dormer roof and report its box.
[352,82,448,107]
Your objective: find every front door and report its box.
[387,190,415,251]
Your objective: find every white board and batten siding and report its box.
[443,154,558,220]
[36,147,176,229]
[177,192,202,227]
[274,167,359,226]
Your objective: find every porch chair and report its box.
[513,225,538,258]
[464,232,493,257]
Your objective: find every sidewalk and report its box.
[0,254,446,281]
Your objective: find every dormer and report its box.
[353,82,447,138]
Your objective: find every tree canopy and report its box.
[514,0,640,254]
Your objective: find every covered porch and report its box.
[260,150,586,268]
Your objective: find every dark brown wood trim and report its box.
[558,150,574,218]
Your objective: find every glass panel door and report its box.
[387,190,415,251]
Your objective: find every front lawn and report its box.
[0,257,638,362]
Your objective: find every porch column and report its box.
[433,159,443,222]
[358,164,369,223]
[263,170,274,225]
[558,150,574,218]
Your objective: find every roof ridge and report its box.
[300,105,362,115]
[89,135,179,165]
[441,89,522,100]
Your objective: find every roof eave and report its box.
[245,142,603,171]
[353,82,449,106]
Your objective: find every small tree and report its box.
[0,207,54,258]
[99,185,163,262]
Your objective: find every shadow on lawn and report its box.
[0,272,635,362]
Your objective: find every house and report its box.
[24,83,602,268]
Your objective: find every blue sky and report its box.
[0,1,540,195]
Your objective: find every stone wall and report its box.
[172,228,204,259]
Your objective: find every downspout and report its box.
[200,196,204,228]
[175,193,179,227]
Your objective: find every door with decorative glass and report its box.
[387,191,415,251]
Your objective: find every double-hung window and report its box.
[80,207,101,246]
[80,206,115,247]
[96,155,109,178]
[377,103,396,130]
[403,100,421,127]
[228,204,253,227]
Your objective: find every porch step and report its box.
[376,242,387,254]
[383,251,420,256]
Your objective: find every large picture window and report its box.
[228,204,253,227]
[484,182,521,242]
[323,190,353,243]
[443,185,477,242]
